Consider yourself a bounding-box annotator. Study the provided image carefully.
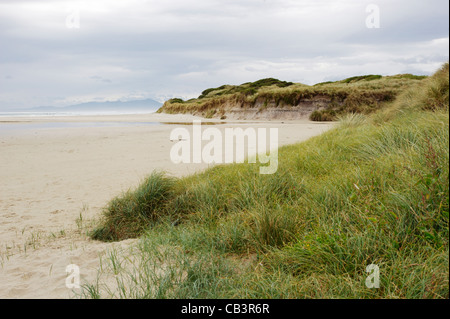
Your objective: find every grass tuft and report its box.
[91,172,176,241]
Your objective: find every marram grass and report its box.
[86,63,449,299]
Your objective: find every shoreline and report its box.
[0,111,333,124]
[0,112,335,298]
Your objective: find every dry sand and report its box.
[0,113,334,298]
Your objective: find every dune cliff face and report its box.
[205,95,337,120]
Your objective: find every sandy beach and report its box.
[0,113,334,298]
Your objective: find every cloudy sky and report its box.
[0,0,448,109]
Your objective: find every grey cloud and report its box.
[0,0,448,109]
[90,75,112,83]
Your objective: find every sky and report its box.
[0,0,448,110]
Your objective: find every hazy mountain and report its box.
[11,98,162,113]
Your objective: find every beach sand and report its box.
[0,113,334,298]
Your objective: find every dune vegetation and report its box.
[157,73,428,121]
[87,63,448,299]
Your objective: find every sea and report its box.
[0,110,157,117]
[0,110,162,134]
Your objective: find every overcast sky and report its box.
[0,0,448,109]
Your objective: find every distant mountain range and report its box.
[7,98,163,113]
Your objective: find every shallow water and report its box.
[0,121,162,134]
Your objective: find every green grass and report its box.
[87,63,449,299]
[340,74,383,83]
[90,172,176,241]
[198,78,294,99]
